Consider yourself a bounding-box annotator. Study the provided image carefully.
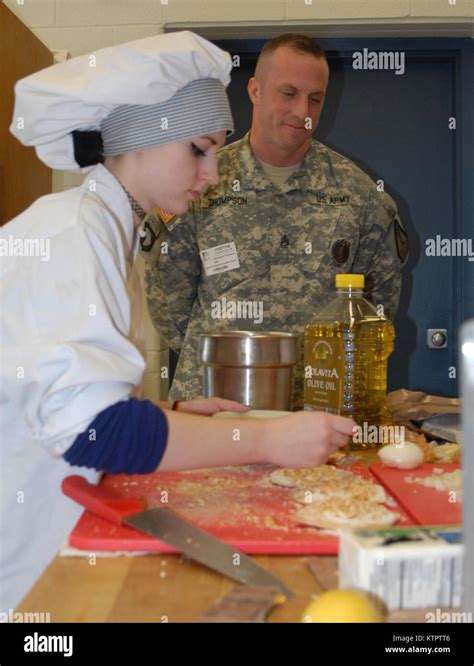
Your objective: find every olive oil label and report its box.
[304,337,344,413]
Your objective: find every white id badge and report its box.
[200,242,240,276]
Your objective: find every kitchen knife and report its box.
[62,475,293,599]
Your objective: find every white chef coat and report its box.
[0,164,146,613]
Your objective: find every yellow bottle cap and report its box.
[335,274,365,289]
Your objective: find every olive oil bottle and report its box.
[304,274,395,449]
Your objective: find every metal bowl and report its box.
[199,330,299,410]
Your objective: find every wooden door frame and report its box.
[0,3,53,225]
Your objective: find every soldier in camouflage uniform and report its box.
[142,34,408,407]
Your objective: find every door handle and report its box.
[427,329,448,348]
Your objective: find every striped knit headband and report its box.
[101,78,234,155]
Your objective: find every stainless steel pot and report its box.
[199,330,299,410]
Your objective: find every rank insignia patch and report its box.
[331,239,350,265]
[156,207,176,224]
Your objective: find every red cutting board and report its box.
[68,463,413,555]
[370,463,461,526]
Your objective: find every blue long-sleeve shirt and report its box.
[64,398,168,473]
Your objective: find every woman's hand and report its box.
[262,412,357,468]
[159,408,356,472]
[176,397,251,416]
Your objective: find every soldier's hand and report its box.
[176,397,251,416]
[264,412,357,468]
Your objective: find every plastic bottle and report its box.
[303,274,395,449]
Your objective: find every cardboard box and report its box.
[339,525,463,610]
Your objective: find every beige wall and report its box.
[2,0,472,55]
[3,0,473,53]
[3,0,473,401]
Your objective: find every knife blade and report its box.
[62,475,293,599]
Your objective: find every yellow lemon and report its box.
[301,588,384,623]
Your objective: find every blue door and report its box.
[216,37,474,397]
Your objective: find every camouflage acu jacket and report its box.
[142,132,408,406]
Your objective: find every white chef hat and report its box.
[10,31,234,171]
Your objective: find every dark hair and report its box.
[72,130,104,167]
[259,33,327,63]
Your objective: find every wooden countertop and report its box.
[17,551,329,622]
[17,448,422,622]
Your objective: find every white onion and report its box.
[378,442,424,469]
